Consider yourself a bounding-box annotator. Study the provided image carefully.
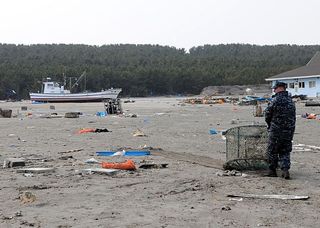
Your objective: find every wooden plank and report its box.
[227,193,309,200]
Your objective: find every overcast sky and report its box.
[1,0,320,49]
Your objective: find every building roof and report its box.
[265,51,320,81]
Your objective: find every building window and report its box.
[289,83,294,89]
[299,82,305,88]
[309,81,316,88]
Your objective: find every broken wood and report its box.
[139,163,168,169]
[17,167,56,174]
[58,149,84,154]
[227,193,309,200]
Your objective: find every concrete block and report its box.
[3,158,26,168]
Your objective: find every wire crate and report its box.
[223,125,268,170]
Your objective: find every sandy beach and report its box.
[1,97,320,227]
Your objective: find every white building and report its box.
[266,52,320,97]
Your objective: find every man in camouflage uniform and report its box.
[265,81,296,179]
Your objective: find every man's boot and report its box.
[281,169,290,179]
[266,169,277,177]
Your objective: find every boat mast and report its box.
[63,68,67,88]
[71,71,87,91]
[69,77,72,91]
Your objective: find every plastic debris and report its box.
[78,128,111,134]
[78,128,96,134]
[229,198,243,202]
[101,160,136,170]
[96,111,107,117]
[209,128,218,135]
[216,170,246,177]
[301,113,318,119]
[124,113,137,118]
[96,150,150,157]
[80,168,119,175]
[230,119,239,124]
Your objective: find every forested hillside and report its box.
[0,43,319,99]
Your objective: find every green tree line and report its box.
[0,43,319,99]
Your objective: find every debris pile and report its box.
[183,96,229,105]
[103,98,122,114]
[301,113,318,119]
[183,95,271,106]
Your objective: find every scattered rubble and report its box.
[216,170,247,177]
[183,95,271,106]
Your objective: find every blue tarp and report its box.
[96,150,151,156]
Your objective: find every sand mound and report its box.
[201,84,270,96]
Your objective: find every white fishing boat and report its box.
[29,73,122,102]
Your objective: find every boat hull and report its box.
[29,89,121,102]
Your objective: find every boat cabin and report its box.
[43,81,70,94]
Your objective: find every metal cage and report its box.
[224,125,269,170]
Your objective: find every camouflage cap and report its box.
[272,81,287,89]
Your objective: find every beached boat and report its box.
[29,80,122,102]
